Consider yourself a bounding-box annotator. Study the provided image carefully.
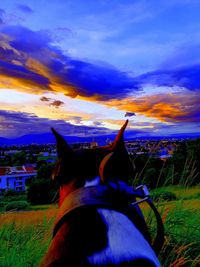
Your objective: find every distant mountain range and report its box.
[0,133,116,146]
[0,132,199,146]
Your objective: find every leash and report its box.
[53,183,164,255]
[131,185,165,255]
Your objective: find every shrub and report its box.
[27,179,58,205]
[4,194,27,202]
[151,190,177,201]
[3,189,18,197]
[0,201,8,208]
[5,201,30,211]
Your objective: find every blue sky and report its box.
[0,0,200,138]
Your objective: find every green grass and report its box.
[0,222,50,267]
[0,186,199,266]
[0,209,56,267]
[158,200,200,266]
[144,186,200,266]
[157,185,200,199]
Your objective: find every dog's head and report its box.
[51,120,133,188]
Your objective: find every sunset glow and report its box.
[0,1,200,138]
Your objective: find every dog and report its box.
[39,120,161,267]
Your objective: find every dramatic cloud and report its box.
[40,97,64,108]
[1,109,198,139]
[0,60,50,90]
[0,25,140,100]
[65,60,140,100]
[138,65,200,91]
[0,110,113,138]
[0,19,200,136]
[108,91,200,123]
[1,24,200,103]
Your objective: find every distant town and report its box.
[0,138,183,193]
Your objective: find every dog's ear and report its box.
[110,119,128,152]
[51,128,75,182]
[99,120,133,182]
[51,128,74,159]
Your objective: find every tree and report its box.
[27,163,58,205]
[164,139,200,186]
[12,152,27,166]
[27,153,37,164]
[0,155,11,166]
[27,178,58,205]
[37,164,54,180]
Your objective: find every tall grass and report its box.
[160,202,200,267]
[144,189,200,267]
[0,209,56,267]
[0,190,199,266]
[0,176,199,267]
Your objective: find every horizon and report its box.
[0,1,200,139]
[0,130,199,147]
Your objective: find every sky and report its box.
[0,0,200,138]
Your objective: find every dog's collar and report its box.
[53,184,131,237]
[53,182,149,237]
[53,183,164,256]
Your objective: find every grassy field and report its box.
[147,186,200,266]
[0,207,57,267]
[0,186,199,267]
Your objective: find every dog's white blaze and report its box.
[88,209,160,266]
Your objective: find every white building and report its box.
[0,165,37,192]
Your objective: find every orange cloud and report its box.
[1,25,200,126]
[106,92,200,123]
[0,25,140,100]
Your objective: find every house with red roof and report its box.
[0,164,37,192]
